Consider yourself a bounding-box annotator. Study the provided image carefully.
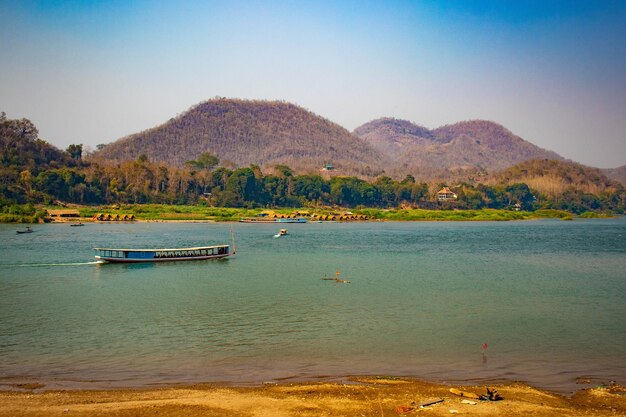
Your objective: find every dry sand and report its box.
[1,378,625,417]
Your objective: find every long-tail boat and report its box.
[94,245,231,263]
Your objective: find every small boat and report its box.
[273,229,288,238]
[70,222,84,227]
[94,244,232,263]
[16,227,34,234]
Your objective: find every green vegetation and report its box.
[78,205,258,222]
[353,208,560,221]
[532,209,574,220]
[65,205,575,222]
[0,202,47,223]
[578,211,614,219]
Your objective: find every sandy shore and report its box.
[1,378,624,417]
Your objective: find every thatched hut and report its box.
[47,209,80,218]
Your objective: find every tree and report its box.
[66,144,83,160]
[401,174,416,184]
[185,152,219,171]
[223,167,260,207]
[274,165,293,178]
[505,183,535,210]
[293,175,327,202]
[373,176,396,206]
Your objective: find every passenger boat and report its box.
[94,244,231,263]
[70,222,84,227]
[16,227,34,234]
[239,217,306,223]
[276,218,306,223]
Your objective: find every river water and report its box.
[1,218,624,393]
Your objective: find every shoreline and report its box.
[1,376,624,416]
[21,215,619,224]
[7,205,614,224]
[1,369,620,396]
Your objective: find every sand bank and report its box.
[1,377,624,417]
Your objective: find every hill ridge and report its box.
[97,98,385,177]
[97,99,576,179]
[353,117,563,177]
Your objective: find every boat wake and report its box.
[13,261,105,267]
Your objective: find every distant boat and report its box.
[273,229,288,238]
[70,222,84,227]
[276,218,306,223]
[94,245,232,263]
[16,226,34,234]
[239,217,306,223]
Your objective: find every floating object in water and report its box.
[321,270,350,283]
[273,229,288,238]
[16,226,33,234]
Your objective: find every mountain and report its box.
[95,99,385,177]
[602,165,626,186]
[352,118,436,158]
[353,118,562,177]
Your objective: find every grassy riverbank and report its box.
[71,205,577,222]
[2,203,612,223]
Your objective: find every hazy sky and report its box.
[1,0,625,168]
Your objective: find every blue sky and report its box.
[1,0,625,168]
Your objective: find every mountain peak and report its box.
[432,120,515,144]
[353,117,433,139]
[96,98,384,177]
[353,117,563,176]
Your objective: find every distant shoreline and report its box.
[2,203,620,224]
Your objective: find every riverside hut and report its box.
[437,187,457,201]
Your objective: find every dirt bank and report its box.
[1,377,624,416]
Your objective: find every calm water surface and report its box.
[1,218,625,393]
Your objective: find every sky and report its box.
[1,0,625,168]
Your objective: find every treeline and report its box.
[4,154,624,214]
[1,113,625,214]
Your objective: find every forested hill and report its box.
[602,165,626,186]
[493,159,622,197]
[353,118,562,177]
[96,99,385,177]
[0,112,75,171]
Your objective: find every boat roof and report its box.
[94,245,228,252]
